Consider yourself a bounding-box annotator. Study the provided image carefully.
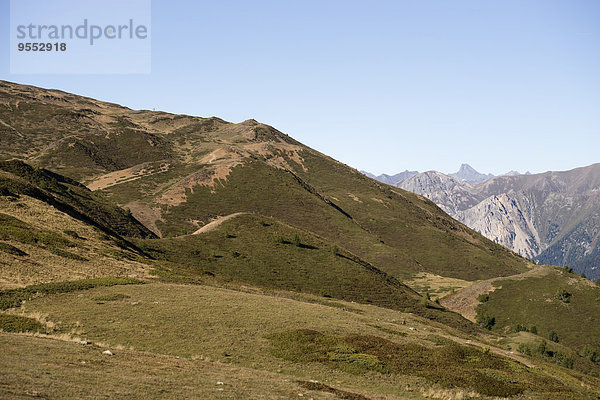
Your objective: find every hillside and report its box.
[3,81,600,398]
[0,80,529,283]
[398,165,600,279]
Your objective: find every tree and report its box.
[548,330,559,343]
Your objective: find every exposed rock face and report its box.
[398,164,600,280]
[456,193,541,259]
[397,171,478,215]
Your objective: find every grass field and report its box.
[476,267,600,351]
[4,281,597,399]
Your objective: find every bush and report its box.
[477,293,489,303]
[514,324,528,333]
[555,288,571,303]
[582,344,600,363]
[530,326,537,335]
[0,314,44,333]
[0,277,143,310]
[537,340,547,355]
[476,313,495,330]
[548,331,559,343]
[554,352,574,369]
[517,343,532,356]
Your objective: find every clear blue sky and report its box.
[1,0,599,175]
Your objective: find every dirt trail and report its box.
[440,265,548,322]
[192,213,247,235]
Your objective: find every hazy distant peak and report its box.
[449,163,494,184]
[360,170,419,185]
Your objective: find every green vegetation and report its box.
[2,81,600,398]
[268,329,573,398]
[137,214,475,333]
[476,267,600,351]
[0,314,44,333]
[22,281,600,399]
[0,242,27,256]
[93,293,131,302]
[477,293,489,302]
[0,277,143,310]
[476,313,495,330]
[0,160,156,241]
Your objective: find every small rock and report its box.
[409,327,416,331]
[76,340,88,345]
[102,350,114,356]
[216,382,224,385]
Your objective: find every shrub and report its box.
[93,293,131,302]
[555,288,571,303]
[0,277,143,310]
[554,352,574,369]
[582,344,600,363]
[537,340,547,355]
[476,313,495,330]
[478,293,489,303]
[514,324,528,333]
[530,325,537,334]
[517,343,532,356]
[0,314,44,333]
[548,331,559,343]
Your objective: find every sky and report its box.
[1,0,599,176]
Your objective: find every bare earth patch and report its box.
[192,213,247,235]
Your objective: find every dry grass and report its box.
[404,272,472,300]
[0,196,150,288]
[19,281,600,399]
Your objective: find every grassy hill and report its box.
[6,280,599,399]
[2,80,600,398]
[0,80,528,283]
[476,266,600,352]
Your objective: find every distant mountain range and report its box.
[363,163,531,186]
[368,164,600,280]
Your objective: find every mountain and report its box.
[399,165,600,280]
[360,170,419,185]
[3,81,600,398]
[449,163,495,184]
[0,80,527,282]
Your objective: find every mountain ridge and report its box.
[397,164,600,279]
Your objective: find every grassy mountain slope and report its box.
[0,193,149,289]
[476,266,600,351]
[0,160,156,240]
[136,213,475,332]
[0,80,528,282]
[2,81,600,397]
[11,281,600,399]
